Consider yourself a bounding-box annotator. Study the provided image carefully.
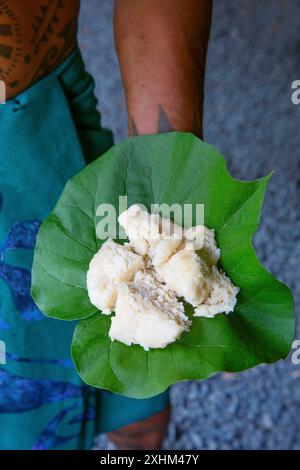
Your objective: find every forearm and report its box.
[114,0,212,137]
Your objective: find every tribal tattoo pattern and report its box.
[0,0,22,87]
[0,0,79,98]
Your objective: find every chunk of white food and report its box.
[194,266,239,317]
[109,271,190,350]
[156,243,211,306]
[149,237,183,267]
[185,225,220,265]
[86,238,144,314]
[118,204,183,257]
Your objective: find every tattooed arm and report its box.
[0,0,79,100]
[114,0,212,137]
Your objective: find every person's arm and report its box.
[114,0,212,138]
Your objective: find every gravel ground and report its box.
[78,0,300,450]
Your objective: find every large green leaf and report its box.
[31,132,295,398]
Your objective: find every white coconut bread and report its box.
[109,271,191,350]
[86,205,239,350]
[86,238,144,314]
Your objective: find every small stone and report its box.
[222,372,236,380]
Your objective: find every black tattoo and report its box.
[31,16,77,82]
[0,24,11,35]
[31,45,59,81]
[57,16,77,48]
[158,105,174,133]
[0,0,77,95]
[0,0,22,81]
[0,43,12,59]
[130,103,202,137]
[129,116,140,136]
[129,105,175,136]
[30,0,64,55]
